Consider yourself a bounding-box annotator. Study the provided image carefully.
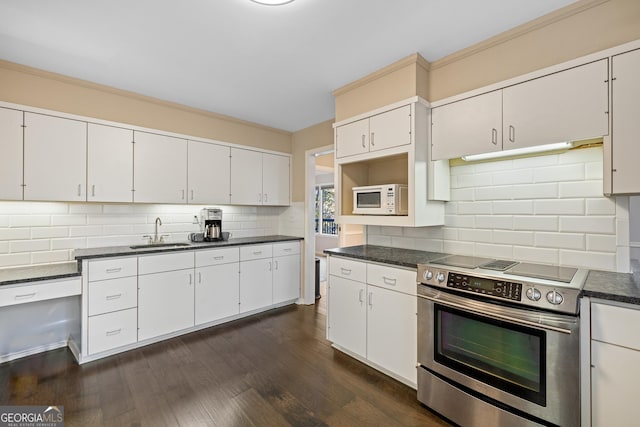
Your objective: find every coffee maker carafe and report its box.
[200,208,222,242]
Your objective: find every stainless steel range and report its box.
[416,255,588,427]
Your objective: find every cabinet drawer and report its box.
[88,308,137,355]
[240,244,273,261]
[592,302,640,350]
[273,241,300,257]
[88,276,137,316]
[0,278,81,308]
[367,263,416,295]
[88,257,137,281]
[138,251,194,275]
[195,247,240,267]
[329,256,366,283]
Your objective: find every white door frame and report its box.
[303,144,334,305]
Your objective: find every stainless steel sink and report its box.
[129,243,191,249]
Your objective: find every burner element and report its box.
[480,259,519,271]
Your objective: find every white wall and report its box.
[629,196,640,261]
[367,146,629,272]
[0,202,291,268]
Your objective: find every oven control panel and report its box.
[447,272,522,301]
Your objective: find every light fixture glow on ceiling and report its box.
[250,0,295,5]
[461,141,574,162]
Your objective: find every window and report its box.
[315,185,337,235]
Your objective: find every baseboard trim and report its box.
[0,341,69,364]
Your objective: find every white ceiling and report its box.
[0,0,577,132]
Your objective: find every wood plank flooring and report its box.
[0,304,451,426]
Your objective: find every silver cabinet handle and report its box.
[340,267,352,275]
[275,260,279,270]
[92,184,96,197]
[264,193,268,203]
[105,268,122,274]
[358,289,364,303]
[106,329,122,337]
[508,125,515,143]
[491,128,498,145]
[188,273,192,285]
[361,134,366,148]
[370,132,375,146]
[214,256,225,260]
[253,251,262,255]
[106,294,122,301]
[268,262,272,271]
[77,184,82,196]
[382,276,397,286]
[181,189,185,200]
[258,193,262,203]
[15,292,36,300]
[368,292,373,307]
[283,248,292,252]
[190,189,194,200]
[198,272,202,283]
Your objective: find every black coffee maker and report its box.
[200,208,222,241]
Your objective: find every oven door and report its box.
[417,285,580,427]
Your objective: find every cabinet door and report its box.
[591,340,640,427]
[188,141,230,204]
[195,262,239,325]
[0,108,23,200]
[336,118,369,158]
[24,112,87,201]
[262,153,290,206]
[503,59,609,150]
[133,131,187,203]
[87,123,133,202]
[239,258,273,313]
[369,105,411,152]
[367,285,417,384]
[273,254,300,304]
[230,148,262,205]
[611,49,640,194]
[431,91,502,160]
[327,276,366,357]
[138,269,195,341]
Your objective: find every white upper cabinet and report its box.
[262,153,290,206]
[23,112,87,202]
[230,147,262,205]
[336,105,411,159]
[503,59,609,150]
[431,91,502,160]
[87,123,133,203]
[431,59,609,160]
[609,48,640,194]
[188,141,230,204]
[0,107,23,200]
[133,131,188,203]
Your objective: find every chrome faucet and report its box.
[143,217,167,244]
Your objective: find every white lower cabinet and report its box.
[327,256,417,386]
[88,308,137,355]
[272,241,301,304]
[195,247,240,325]
[239,245,274,313]
[588,301,640,426]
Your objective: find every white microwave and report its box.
[352,184,408,215]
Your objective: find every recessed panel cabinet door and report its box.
[133,131,187,203]
[369,105,411,152]
[230,148,262,205]
[431,90,503,160]
[138,269,195,341]
[87,123,133,202]
[327,276,366,357]
[611,48,640,194]
[0,107,23,200]
[24,112,87,201]
[367,285,417,384]
[503,59,609,150]
[262,153,290,206]
[336,118,369,158]
[188,141,230,204]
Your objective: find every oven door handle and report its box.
[417,290,576,334]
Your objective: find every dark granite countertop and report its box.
[73,235,303,260]
[324,245,447,269]
[0,261,81,287]
[582,260,640,305]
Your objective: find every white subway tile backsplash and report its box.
[585,162,603,180]
[474,243,513,260]
[475,215,513,230]
[31,250,71,265]
[534,199,584,215]
[512,183,558,200]
[559,217,615,234]
[413,238,444,253]
[368,235,392,247]
[10,240,50,253]
[380,226,404,237]
[443,240,474,256]
[450,188,474,201]
[560,250,616,271]
[10,215,50,227]
[391,237,417,249]
[616,219,630,246]
[615,196,629,219]
[492,201,534,215]
[514,155,559,168]
[31,227,69,239]
[475,159,514,173]
[617,246,631,273]
[513,216,558,231]
[492,169,533,186]
[0,254,31,267]
[535,232,585,250]
[559,181,602,198]
[458,229,492,243]
[442,228,459,241]
[587,235,617,252]
[444,201,458,214]
[0,242,8,254]
[50,238,88,250]
[513,246,559,264]
[0,217,8,227]
[458,201,492,215]
[0,228,31,241]
[69,204,103,214]
[560,146,602,164]
[458,172,492,188]
[51,215,86,226]
[475,186,513,201]
[68,226,103,237]
[534,164,584,183]
[445,215,475,228]
[493,230,534,246]
[586,198,616,215]
[403,227,443,239]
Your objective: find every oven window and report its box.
[434,305,546,406]
[357,191,381,208]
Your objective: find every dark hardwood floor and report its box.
[0,304,451,426]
